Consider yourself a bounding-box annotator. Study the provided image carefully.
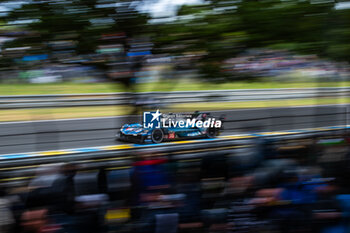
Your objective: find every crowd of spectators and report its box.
[1,137,350,233]
[223,49,350,80]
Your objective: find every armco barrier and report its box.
[0,124,348,188]
[1,87,350,109]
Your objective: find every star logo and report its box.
[151,109,162,122]
[143,110,162,129]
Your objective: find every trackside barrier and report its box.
[0,124,348,187]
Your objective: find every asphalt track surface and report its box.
[1,104,349,154]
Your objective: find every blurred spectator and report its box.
[130,152,173,205]
[0,189,14,233]
[20,209,64,233]
[2,135,350,233]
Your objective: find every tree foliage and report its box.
[1,0,350,81]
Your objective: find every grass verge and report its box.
[1,81,350,95]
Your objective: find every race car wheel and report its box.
[207,128,217,138]
[151,129,164,143]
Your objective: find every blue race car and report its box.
[117,112,224,144]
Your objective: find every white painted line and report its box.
[0,115,139,125]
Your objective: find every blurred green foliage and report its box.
[0,0,349,81]
[154,0,346,80]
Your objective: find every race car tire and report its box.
[151,129,164,143]
[206,128,217,138]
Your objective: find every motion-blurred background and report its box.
[1,0,350,233]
